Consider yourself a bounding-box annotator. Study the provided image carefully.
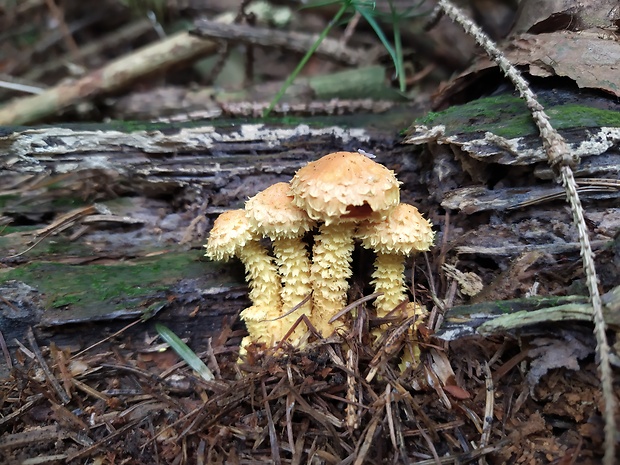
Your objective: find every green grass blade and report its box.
[392,18,406,92]
[264,0,352,116]
[156,323,215,381]
[357,6,397,64]
[363,1,406,93]
[357,5,406,92]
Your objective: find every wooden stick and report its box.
[192,18,372,66]
[0,31,219,126]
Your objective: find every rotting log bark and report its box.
[0,113,419,355]
[1,105,619,360]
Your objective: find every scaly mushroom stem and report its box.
[371,252,408,317]
[311,222,355,336]
[239,306,272,349]
[272,237,312,342]
[237,241,283,345]
[397,302,428,371]
[205,209,285,354]
[238,241,283,313]
[289,152,401,337]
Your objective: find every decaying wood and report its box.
[2,114,619,351]
[436,285,620,341]
[0,118,411,354]
[0,123,376,201]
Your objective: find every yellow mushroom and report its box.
[245,182,315,344]
[357,203,434,318]
[290,151,400,336]
[204,209,283,348]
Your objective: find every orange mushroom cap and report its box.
[357,203,435,254]
[245,182,315,238]
[204,210,254,261]
[290,151,400,225]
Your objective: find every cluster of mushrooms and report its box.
[205,151,434,352]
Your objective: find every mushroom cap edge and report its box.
[357,203,435,254]
[245,182,316,238]
[204,209,254,261]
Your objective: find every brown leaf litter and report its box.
[0,301,615,464]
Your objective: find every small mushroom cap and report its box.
[290,151,400,225]
[204,209,253,261]
[245,182,315,239]
[357,203,434,254]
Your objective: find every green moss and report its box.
[494,300,515,315]
[0,225,39,235]
[0,194,19,209]
[1,251,212,312]
[546,104,620,129]
[447,294,588,320]
[414,95,620,139]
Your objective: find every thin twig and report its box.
[0,329,12,370]
[329,292,382,324]
[71,318,143,359]
[192,16,369,67]
[341,10,362,44]
[346,348,359,430]
[479,362,494,465]
[385,384,398,450]
[353,407,383,465]
[43,0,80,56]
[261,380,282,465]
[27,327,71,405]
[0,29,220,125]
[0,393,45,428]
[285,388,296,460]
[415,416,442,465]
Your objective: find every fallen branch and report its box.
[0,31,219,126]
[192,18,373,67]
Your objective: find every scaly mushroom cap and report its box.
[245,182,315,238]
[290,151,400,225]
[357,203,434,254]
[358,204,434,320]
[204,210,254,261]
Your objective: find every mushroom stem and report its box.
[311,222,355,336]
[237,241,283,313]
[272,238,312,339]
[371,252,408,317]
[244,182,316,345]
[239,306,272,348]
[236,241,283,346]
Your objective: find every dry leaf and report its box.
[512,0,620,34]
[526,331,593,388]
[434,29,620,107]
